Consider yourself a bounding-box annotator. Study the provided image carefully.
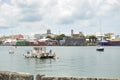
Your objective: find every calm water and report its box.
[0,46,120,78]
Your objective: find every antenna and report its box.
[59,30,61,35]
[99,19,102,41]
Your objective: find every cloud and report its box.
[0,0,120,35]
[19,8,42,22]
[0,2,20,29]
[11,0,43,22]
[0,26,14,29]
[57,0,94,24]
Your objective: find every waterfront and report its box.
[0,46,120,78]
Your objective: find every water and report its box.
[0,46,120,78]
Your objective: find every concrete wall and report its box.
[36,75,120,80]
[65,38,86,46]
[0,71,120,80]
[0,71,33,80]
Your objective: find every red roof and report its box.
[14,34,24,39]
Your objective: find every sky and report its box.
[0,0,120,36]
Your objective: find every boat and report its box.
[96,20,104,51]
[9,49,14,54]
[96,46,104,51]
[98,40,120,46]
[96,38,105,51]
[109,40,120,46]
[96,40,104,51]
[23,46,56,59]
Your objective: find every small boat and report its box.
[96,46,104,51]
[9,50,14,54]
[96,19,104,52]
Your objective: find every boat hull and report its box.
[98,41,120,46]
[40,56,55,59]
[39,53,56,59]
[96,48,104,51]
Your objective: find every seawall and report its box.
[0,71,33,80]
[0,71,120,80]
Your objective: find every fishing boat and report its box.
[23,46,56,59]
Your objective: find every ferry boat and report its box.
[23,46,56,59]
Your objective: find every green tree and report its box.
[56,35,63,41]
[60,34,65,37]
[55,34,66,41]
[0,41,2,45]
[46,35,52,39]
[88,35,97,43]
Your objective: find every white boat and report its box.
[9,49,14,54]
[96,20,104,52]
[96,46,104,51]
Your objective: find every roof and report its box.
[38,38,51,42]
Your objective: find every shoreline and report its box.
[0,71,120,80]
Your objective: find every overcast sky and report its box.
[0,0,120,36]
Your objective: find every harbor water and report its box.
[0,46,120,78]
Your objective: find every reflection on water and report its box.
[0,46,120,78]
[34,58,56,64]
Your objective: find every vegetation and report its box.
[60,34,65,37]
[46,35,52,39]
[16,40,28,46]
[56,34,66,41]
[56,35,63,41]
[0,41,2,45]
[88,35,97,43]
